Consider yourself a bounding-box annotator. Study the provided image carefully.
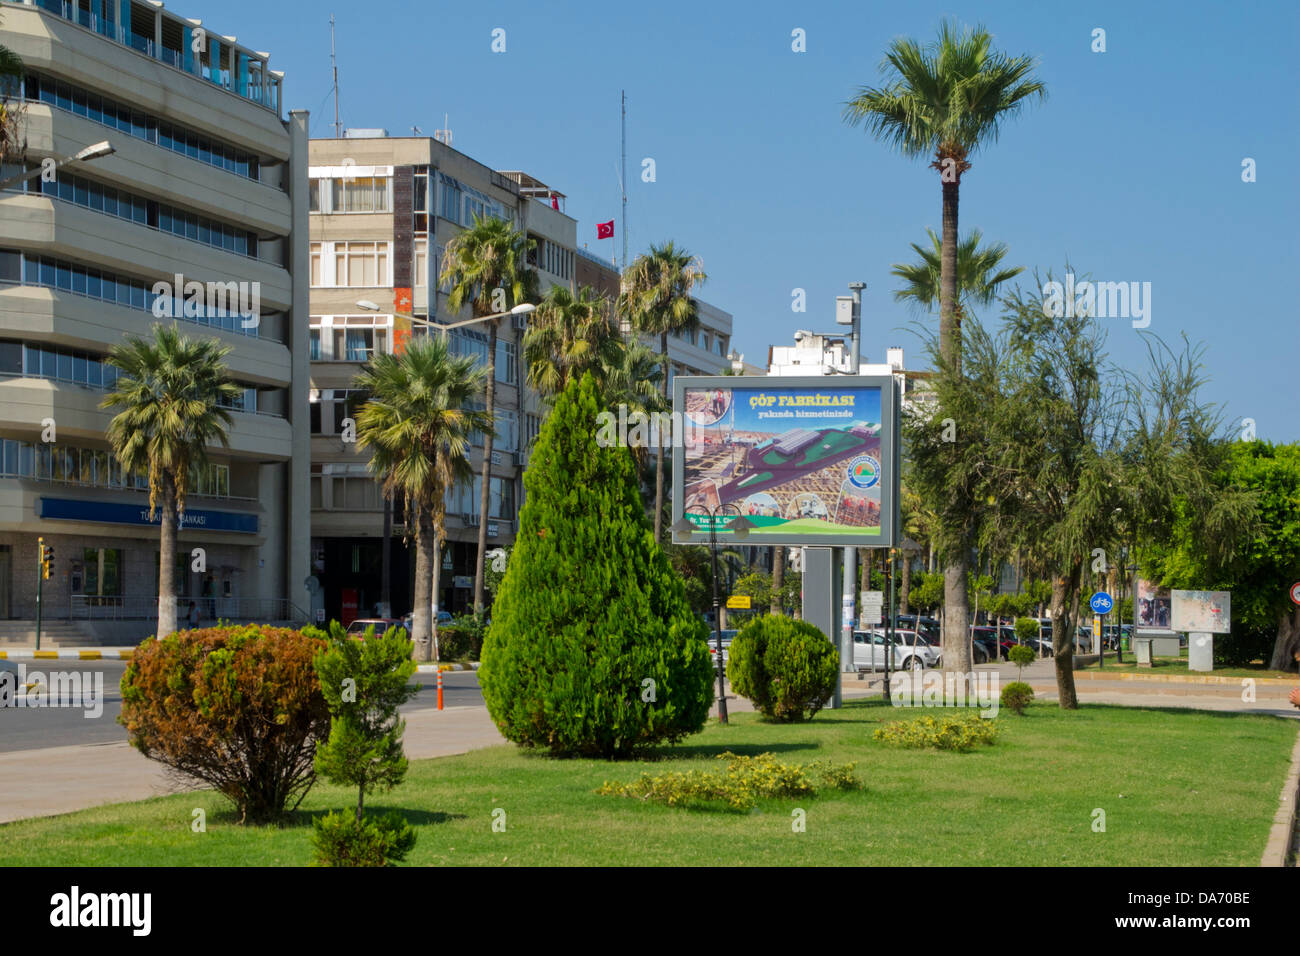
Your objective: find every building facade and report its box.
[0,0,310,633]
[307,132,576,623]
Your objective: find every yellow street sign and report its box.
[726,595,751,610]
[1093,616,1102,637]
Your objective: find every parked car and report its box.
[707,629,738,667]
[853,629,939,671]
[894,614,941,641]
[345,617,405,638]
[398,610,453,634]
[970,626,1015,661]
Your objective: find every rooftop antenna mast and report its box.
[626,90,631,274]
[330,15,341,138]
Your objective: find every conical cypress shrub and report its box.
[480,372,713,757]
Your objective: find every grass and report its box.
[0,699,1294,866]
[1079,657,1298,680]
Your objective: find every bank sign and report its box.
[38,497,259,534]
[672,375,899,547]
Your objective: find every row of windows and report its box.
[437,173,508,228]
[308,388,518,452]
[445,475,516,520]
[448,329,518,386]
[309,176,392,214]
[0,438,230,497]
[675,325,728,357]
[24,72,261,181]
[0,339,261,412]
[31,170,256,257]
[0,250,277,339]
[309,241,390,288]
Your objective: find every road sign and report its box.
[1089,591,1114,615]
[1291,582,1300,606]
[860,590,883,627]
[726,595,751,610]
[1093,616,1102,638]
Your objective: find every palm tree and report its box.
[618,242,707,542]
[844,20,1044,672]
[523,284,617,400]
[598,338,666,472]
[353,337,491,661]
[892,228,1023,326]
[0,22,25,162]
[101,324,242,640]
[438,213,538,615]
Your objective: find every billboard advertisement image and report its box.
[1171,589,1231,634]
[672,375,897,546]
[1135,578,1174,633]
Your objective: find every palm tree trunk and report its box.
[939,167,971,675]
[156,474,179,639]
[473,319,498,613]
[770,546,783,616]
[654,330,668,542]
[430,529,443,662]
[412,507,434,662]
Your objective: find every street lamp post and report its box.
[0,140,116,192]
[355,299,536,337]
[672,508,754,725]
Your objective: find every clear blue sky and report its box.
[221,0,1298,440]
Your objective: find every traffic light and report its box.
[40,540,53,579]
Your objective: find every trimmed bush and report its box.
[873,714,999,751]
[1001,681,1035,715]
[1014,616,1040,643]
[1008,643,1036,679]
[480,373,713,757]
[119,624,330,823]
[596,752,860,811]
[311,810,416,867]
[727,614,838,721]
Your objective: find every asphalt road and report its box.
[0,661,485,754]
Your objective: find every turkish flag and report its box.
[597,220,615,240]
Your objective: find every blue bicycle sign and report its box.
[1089,591,1114,615]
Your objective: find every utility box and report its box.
[1188,632,1214,671]
[1135,637,1153,667]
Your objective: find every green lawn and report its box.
[1,700,1294,866]
[1080,657,1298,680]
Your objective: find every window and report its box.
[413,238,428,288]
[329,176,390,213]
[310,243,322,286]
[332,328,388,362]
[489,477,515,520]
[494,409,518,453]
[524,413,541,449]
[309,329,321,360]
[332,242,388,287]
[83,548,123,598]
[495,339,517,385]
[309,179,321,212]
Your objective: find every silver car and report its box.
[853,629,939,671]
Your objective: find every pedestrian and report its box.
[187,600,199,629]
[1291,650,1300,710]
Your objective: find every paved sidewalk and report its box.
[0,647,136,660]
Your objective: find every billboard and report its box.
[1135,578,1174,633]
[671,375,898,546]
[1171,589,1231,633]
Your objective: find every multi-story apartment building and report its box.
[0,0,310,636]
[307,132,575,623]
[574,246,735,382]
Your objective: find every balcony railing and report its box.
[68,595,310,625]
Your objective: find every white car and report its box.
[853,629,939,671]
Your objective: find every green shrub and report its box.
[447,612,488,660]
[1014,616,1040,643]
[596,752,860,811]
[1000,681,1035,715]
[727,614,838,721]
[1008,643,1036,679]
[310,809,417,866]
[480,373,713,757]
[435,626,468,661]
[119,625,330,823]
[873,714,999,751]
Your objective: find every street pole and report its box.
[708,510,729,724]
[841,282,865,683]
[884,547,894,703]
[380,497,392,617]
[35,538,44,653]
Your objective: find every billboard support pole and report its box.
[841,282,865,683]
[805,546,840,708]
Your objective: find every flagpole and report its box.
[620,89,627,275]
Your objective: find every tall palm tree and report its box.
[102,324,241,640]
[598,337,666,472]
[353,337,491,661]
[892,228,1023,326]
[617,242,707,542]
[438,213,538,615]
[523,284,617,400]
[844,20,1044,672]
